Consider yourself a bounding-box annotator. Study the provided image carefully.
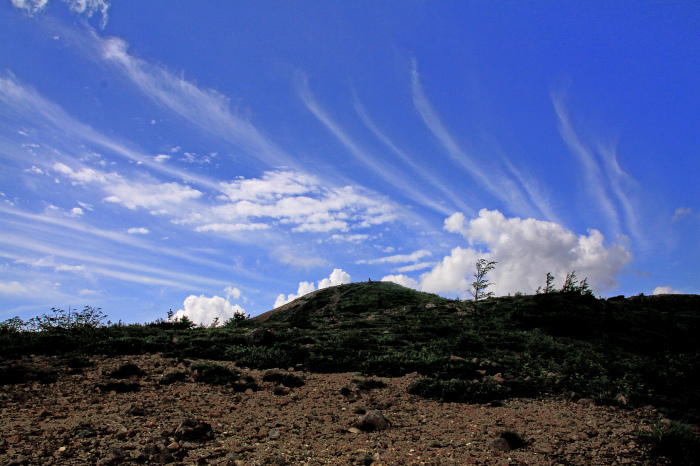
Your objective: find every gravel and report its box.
[0,353,670,465]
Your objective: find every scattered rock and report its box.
[615,393,628,406]
[357,410,391,432]
[143,443,160,456]
[154,451,175,463]
[73,423,97,438]
[6,457,30,465]
[486,437,512,452]
[268,428,281,440]
[126,405,146,416]
[107,445,129,462]
[577,398,595,406]
[174,418,214,441]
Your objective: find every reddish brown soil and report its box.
[0,354,669,465]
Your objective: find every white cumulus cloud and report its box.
[274,268,351,308]
[381,275,419,290]
[127,227,149,235]
[420,209,632,298]
[174,294,246,326]
[653,286,682,295]
[224,286,241,300]
[204,171,397,234]
[318,268,351,289]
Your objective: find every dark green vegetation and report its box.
[2,282,699,427]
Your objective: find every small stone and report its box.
[6,457,30,466]
[126,405,146,416]
[486,437,512,452]
[577,398,595,406]
[535,443,554,454]
[268,428,281,440]
[347,427,361,434]
[108,446,128,459]
[357,410,391,432]
[167,441,180,451]
[154,451,175,463]
[143,443,160,455]
[174,418,214,441]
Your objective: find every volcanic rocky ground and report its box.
[0,353,672,465]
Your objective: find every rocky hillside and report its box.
[2,282,699,463]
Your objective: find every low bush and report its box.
[409,377,511,404]
[642,421,700,465]
[226,345,294,369]
[96,382,140,393]
[108,363,145,379]
[232,375,259,392]
[191,362,239,385]
[0,364,57,385]
[262,370,305,387]
[352,377,386,390]
[159,371,189,385]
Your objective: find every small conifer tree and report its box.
[469,259,497,302]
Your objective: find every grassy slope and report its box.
[2,282,699,424]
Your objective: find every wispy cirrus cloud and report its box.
[357,249,432,265]
[12,0,111,28]
[297,73,453,216]
[552,93,620,235]
[0,206,257,278]
[97,36,294,169]
[0,234,231,290]
[353,95,474,215]
[552,92,643,245]
[0,74,223,192]
[410,61,554,220]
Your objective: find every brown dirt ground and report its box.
[0,353,670,465]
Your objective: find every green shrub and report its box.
[191,362,239,385]
[409,377,511,403]
[352,377,386,390]
[159,371,189,385]
[226,345,294,369]
[262,371,305,387]
[97,382,140,393]
[232,375,259,392]
[643,421,700,465]
[0,364,57,385]
[65,357,94,369]
[108,363,145,379]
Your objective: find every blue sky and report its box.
[1,1,698,324]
